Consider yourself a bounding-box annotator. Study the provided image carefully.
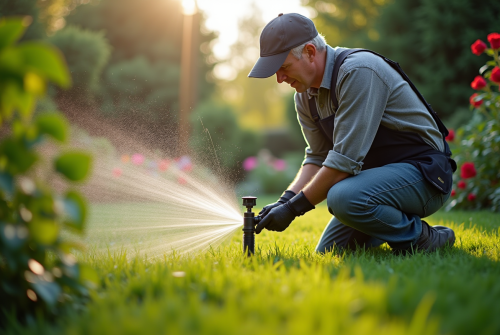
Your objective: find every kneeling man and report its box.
[249,13,456,254]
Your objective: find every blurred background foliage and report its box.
[0,0,498,195]
[309,0,500,128]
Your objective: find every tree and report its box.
[64,0,217,152]
[306,0,388,48]
[308,0,500,122]
[48,25,111,96]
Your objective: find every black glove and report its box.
[255,191,315,234]
[259,190,296,217]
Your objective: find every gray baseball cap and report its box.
[248,13,318,78]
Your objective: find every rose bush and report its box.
[447,32,500,211]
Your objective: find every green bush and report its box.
[189,100,262,177]
[447,33,500,211]
[0,18,97,324]
[101,56,179,118]
[48,25,111,95]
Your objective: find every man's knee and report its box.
[327,180,362,221]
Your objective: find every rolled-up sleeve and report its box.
[294,92,330,167]
[322,66,391,175]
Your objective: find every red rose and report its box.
[451,190,456,196]
[487,32,500,49]
[470,76,487,90]
[469,93,482,107]
[467,193,476,202]
[491,67,500,84]
[457,180,466,189]
[471,39,487,55]
[445,129,455,142]
[460,162,477,179]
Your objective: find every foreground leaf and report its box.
[55,152,92,181]
[36,112,68,142]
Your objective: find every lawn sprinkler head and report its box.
[242,196,261,256]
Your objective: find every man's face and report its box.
[275,50,315,93]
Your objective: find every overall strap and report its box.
[308,95,320,123]
[330,49,450,139]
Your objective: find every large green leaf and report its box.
[29,219,59,245]
[0,18,27,51]
[54,151,92,181]
[63,190,87,232]
[36,112,68,142]
[18,42,71,88]
[0,80,35,119]
[0,138,38,173]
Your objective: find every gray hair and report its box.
[290,33,327,59]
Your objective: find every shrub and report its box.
[447,33,500,211]
[0,18,96,324]
[48,25,111,95]
[189,100,262,177]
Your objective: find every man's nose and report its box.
[276,70,287,84]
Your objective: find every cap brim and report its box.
[248,50,290,78]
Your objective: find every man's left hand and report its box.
[255,203,296,233]
[255,191,315,234]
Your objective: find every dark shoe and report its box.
[393,220,455,255]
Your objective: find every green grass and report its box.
[5,198,500,335]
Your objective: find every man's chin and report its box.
[294,86,307,93]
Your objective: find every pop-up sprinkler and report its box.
[242,196,261,256]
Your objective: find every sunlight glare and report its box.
[182,0,197,15]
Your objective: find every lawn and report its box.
[5,197,500,335]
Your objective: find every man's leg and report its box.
[315,216,384,253]
[324,163,452,251]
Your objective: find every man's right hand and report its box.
[259,190,296,217]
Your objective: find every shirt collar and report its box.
[307,45,336,98]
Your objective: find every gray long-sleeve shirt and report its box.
[295,45,444,175]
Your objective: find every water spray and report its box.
[242,196,261,256]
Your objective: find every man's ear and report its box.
[304,44,316,61]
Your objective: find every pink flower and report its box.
[131,153,145,165]
[445,129,455,142]
[243,156,258,171]
[460,162,477,179]
[178,176,187,185]
[176,156,192,170]
[467,193,476,202]
[273,159,287,171]
[159,159,170,171]
[182,162,193,172]
[113,168,122,178]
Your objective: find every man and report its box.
[248,13,456,254]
